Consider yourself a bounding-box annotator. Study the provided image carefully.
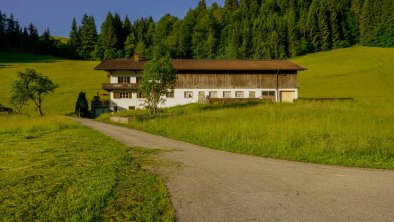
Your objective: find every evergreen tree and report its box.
[360,0,378,45]
[39,28,55,54]
[152,14,176,56]
[0,11,5,49]
[75,91,89,117]
[68,18,80,58]
[318,1,331,51]
[61,0,394,60]
[224,0,239,12]
[78,14,97,59]
[123,15,133,44]
[306,1,320,51]
[124,32,136,58]
[329,3,340,49]
[286,9,298,56]
[113,13,124,53]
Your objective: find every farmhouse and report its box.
[94,56,306,111]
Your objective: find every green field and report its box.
[295,47,394,106]
[98,47,394,169]
[0,115,173,221]
[0,52,105,116]
[0,53,174,220]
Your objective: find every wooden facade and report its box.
[176,72,297,89]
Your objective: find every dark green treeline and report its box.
[0,11,61,55]
[83,0,393,60]
[1,0,393,60]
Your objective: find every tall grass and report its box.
[0,116,173,221]
[99,100,393,169]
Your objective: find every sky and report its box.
[1,0,224,37]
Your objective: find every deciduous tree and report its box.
[9,79,29,114]
[12,68,58,116]
[140,55,176,115]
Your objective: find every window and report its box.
[184,91,193,98]
[249,91,256,98]
[209,91,218,98]
[113,92,131,99]
[235,91,244,98]
[262,91,275,96]
[128,106,135,110]
[118,76,130,83]
[166,91,174,98]
[223,91,231,98]
[120,92,131,98]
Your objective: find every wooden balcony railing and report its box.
[102,83,139,91]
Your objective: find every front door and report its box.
[280,91,295,103]
[198,91,205,102]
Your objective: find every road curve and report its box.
[74,118,394,222]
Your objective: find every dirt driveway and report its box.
[75,118,394,222]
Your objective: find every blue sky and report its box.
[1,0,224,37]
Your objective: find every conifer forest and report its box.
[1,0,393,60]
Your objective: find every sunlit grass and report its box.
[0,52,105,116]
[99,101,394,169]
[0,116,174,221]
[294,46,394,107]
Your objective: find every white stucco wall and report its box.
[109,88,298,111]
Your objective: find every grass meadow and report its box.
[99,47,394,169]
[0,115,173,221]
[0,53,173,221]
[0,52,106,116]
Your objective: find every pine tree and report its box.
[113,13,124,54]
[0,11,5,49]
[224,0,239,12]
[75,91,89,117]
[68,18,80,58]
[318,1,331,51]
[360,0,378,46]
[329,3,340,49]
[153,14,177,56]
[306,1,320,51]
[123,15,133,44]
[78,14,98,59]
[39,28,55,54]
[286,9,298,56]
[376,0,394,47]
[124,32,136,58]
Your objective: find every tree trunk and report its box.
[38,105,44,116]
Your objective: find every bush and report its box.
[75,92,90,117]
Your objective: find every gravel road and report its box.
[75,118,394,222]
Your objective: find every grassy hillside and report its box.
[294,46,394,106]
[0,52,105,116]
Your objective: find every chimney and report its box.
[133,54,140,61]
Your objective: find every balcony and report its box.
[102,83,139,91]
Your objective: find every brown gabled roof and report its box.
[94,59,306,71]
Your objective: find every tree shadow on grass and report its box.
[0,52,62,66]
[0,64,10,69]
